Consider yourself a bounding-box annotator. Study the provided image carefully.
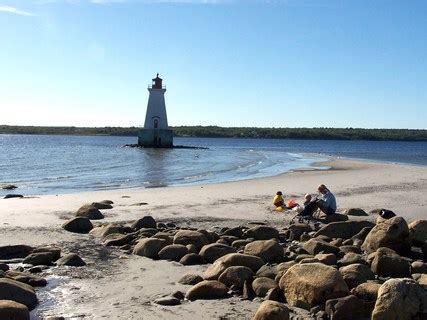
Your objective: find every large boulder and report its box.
[339,263,375,289]
[325,295,365,320]
[314,221,374,240]
[173,230,209,250]
[369,247,411,278]
[409,220,427,247]
[287,223,312,241]
[256,264,278,279]
[0,245,33,260]
[218,266,254,288]
[185,280,228,300]
[89,224,122,238]
[62,217,93,233]
[199,243,235,263]
[131,216,157,230]
[362,216,411,254]
[243,240,283,262]
[244,226,279,240]
[133,238,167,259]
[22,252,55,266]
[75,205,104,220]
[0,300,29,320]
[302,239,339,255]
[279,263,349,309]
[217,253,264,272]
[351,282,381,303]
[179,253,205,265]
[252,300,289,320]
[0,279,37,310]
[320,213,349,223]
[344,208,368,216]
[372,278,427,320]
[158,244,188,261]
[56,253,86,267]
[252,277,278,297]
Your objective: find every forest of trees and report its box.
[0,125,426,141]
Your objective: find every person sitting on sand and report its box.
[273,191,285,208]
[316,184,337,216]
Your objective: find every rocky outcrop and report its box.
[279,263,349,309]
[372,278,427,320]
[362,216,411,254]
[252,300,289,320]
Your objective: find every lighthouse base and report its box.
[138,129,174,148]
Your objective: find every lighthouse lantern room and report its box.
[138,74,173,147]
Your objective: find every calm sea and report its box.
[0,134,426,195]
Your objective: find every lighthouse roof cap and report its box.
[153,73,162,81]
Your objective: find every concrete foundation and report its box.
[138,129,173,148]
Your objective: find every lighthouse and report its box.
[138,74,173,147]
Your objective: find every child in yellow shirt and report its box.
[273,191,285,208]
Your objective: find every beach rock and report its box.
[199,243,235,263]
[321,213,349,223]
[22,252,54,266]
[222,226,243,238]
[344,208,368,216]
[3,194,23,199]
[339,263,375,289]
[0,300,29,320]
[203,261,228,280]
[171,290,185,300]
[89,225,122,238]
[186,244,198,254]
[179,253,205,265]
[0,278,37,310]
[416,274,427,286]
[243,240,283,263]
[338,252,366,266]
[178,274,203,285]
[351,226,373,242]
[62,217,93,233]
[131,216,157,230]
[314,221,374,240]
[218,266,253,288]
[370,247,410,277]
[252,300,290,320]
[256,265,277,279]
[372,278,427,320]
[158,244,188,261]
[133,238,166,259]
[409,220,427,247]
[0,246,33,260]
[362,216,411,254]
[279,263,349,309]
[185,280,229,300]
[103,234,134,247]
[173,230,208,250]
[252,277,278,297]
[339,245,362,255]
[244,226,279,240]
[75,205,104,220]
[32,246,61,261]
[231,239,252,249]
[56,253,86,267]
[287,223,312,241]
[91,201,113,209]
[154,296,181,306]
[351,282,381,303]
[217,253,265,272]
[314,253,337,266]
[412,261,427,274]
[325,295,365,320]
[303,239,339,255]
[151,233,173,245]
[265,288,281,302]
[1,184,17,190]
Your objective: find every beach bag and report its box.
[287,199,298,208]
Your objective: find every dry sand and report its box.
[0,158,426,319]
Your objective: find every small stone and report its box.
[154,296,180,306]
[56,253,86,267]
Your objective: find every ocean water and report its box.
[0,134,426,195]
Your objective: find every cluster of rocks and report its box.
[0,244,85,319]
[60,203,427,320]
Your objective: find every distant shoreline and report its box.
[1,125,426,141]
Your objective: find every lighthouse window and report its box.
[154,119,159,128]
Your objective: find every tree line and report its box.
[0,125,426,141]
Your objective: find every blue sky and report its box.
[0,0,426,129]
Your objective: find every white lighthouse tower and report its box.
[138,74,173,147]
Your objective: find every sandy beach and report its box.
[1,158,426,319]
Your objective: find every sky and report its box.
[0,0,426,129]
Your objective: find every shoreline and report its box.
[0,157,425,319]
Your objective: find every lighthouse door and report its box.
[153,119,159,129]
